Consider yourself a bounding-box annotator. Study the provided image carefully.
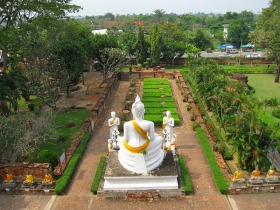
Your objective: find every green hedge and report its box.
[142,92,173,97]
[142,78,180,126]
[144,78,169,84]
[145,114,180,126]
[195,97,233,160]
[196,128,229,194]
[145,107,178,116]
[54,132,91,195]
[142,97,174,103]
[144,101,176,108]
[178,156,193,195]
[91,156,106,195]
[143,84,171,89]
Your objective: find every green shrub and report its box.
[272,109,280,119]
[178,156,193,195]
[28,103,35,111]
[38,150,58,169]
[278,141,280,153]
[191,121,200,129]
[91,156,106,195]
[54,132,91,195]
[196,128,229,194]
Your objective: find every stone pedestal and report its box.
[103,151,178,191]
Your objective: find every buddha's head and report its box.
[166,110,171,117]
[111,111,116,118]
[132,95,145,119]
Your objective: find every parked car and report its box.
[246,53,261,58]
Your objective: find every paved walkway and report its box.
[1,79,280,209]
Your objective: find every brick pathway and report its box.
[1,79,280,209]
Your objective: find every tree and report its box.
[0,112,56,162]
[252,0,280,82]
[149,25,161,66]
[158,23,186,64]
[227,20,250,48]
[0,66,28,115]
[0,0,80,114]
[188,28,214,51]
[53,20,93,98]
[134,26,147,65]
[153,9,166,23]
[118,29,136,56]
[99,48,128,87]
[0,0,80,72]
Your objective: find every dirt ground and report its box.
[55,71,106,111]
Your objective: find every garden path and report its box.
[50,79,231,209]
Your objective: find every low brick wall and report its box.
[119,70,175,81]
[0,162,51,181]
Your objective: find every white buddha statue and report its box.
[108,111,120,139]
[162,110,175,142]
[118,95,164,174]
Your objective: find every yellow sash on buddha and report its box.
[162,117,170,128]
[110,118,115,125]
[122,120,150,153]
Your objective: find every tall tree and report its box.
[188,28,214,51]
[252,0,280,82]
[149,25,161,66]
[99,48,128,87]
[227,20,250,48]
[158,23,186,63]
[0,0,80,72]
[134,26,147,65]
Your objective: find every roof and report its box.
[218,44,236,49]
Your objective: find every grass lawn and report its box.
[26,109,91,162]
[220,64,275,74]
[17,95,42,113]
[247,74,280,101]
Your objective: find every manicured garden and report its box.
[26,109,91,163]
[142,78,180,126]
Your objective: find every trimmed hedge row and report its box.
[143,78,180,126]
[145,114,180,126]
[143,84,171,89]
[54,132,91,195]
[195,127,229,194]
[91,156,106,195]
[144,102,177,108]
[178,156,193,195]
[142,92,173,97]
[143,78,169,84]
[195,96,233,160]
[142,98,173,103]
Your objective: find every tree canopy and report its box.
[252,0,280,82]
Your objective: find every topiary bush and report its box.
[196,127,229,194]
[91,156,106,195]
[38,150,58,169]
[178,156,193,195]
[28,103,35,111]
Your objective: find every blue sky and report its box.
[70,0,270,16]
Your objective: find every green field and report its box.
[247,74,280,101]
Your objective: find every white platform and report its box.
[103,151,179,191]
[104,175,178,190]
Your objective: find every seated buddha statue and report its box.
[251,166,261,178]
[267,166,275,177]
[4,173,14,183]
[24,174,34,183]
[118,95,164,174]
[43,173,54,183]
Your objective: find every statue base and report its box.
[103,151,178,191]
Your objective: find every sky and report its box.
[69,0,271,16]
